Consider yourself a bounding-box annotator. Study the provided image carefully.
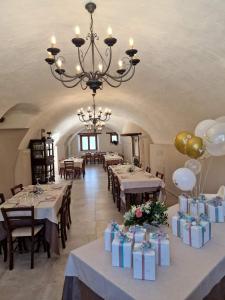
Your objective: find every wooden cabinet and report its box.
[29,138,55,184]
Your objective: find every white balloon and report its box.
[206,122,225,143]
[194,119,216,138]
[205,140,225,156]
[184,159,201,175]
[172,168,196,191]
[216,116,225,123]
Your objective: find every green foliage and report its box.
[123,201,168,227]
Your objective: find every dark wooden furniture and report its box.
[1,206,50,270]
[146,166,151,173]
[0,193,5,204]
[11,184,23,196]
[156,171,164,180]
[29,138,55,184]
[58,195,68,249]
[64,161,75,180]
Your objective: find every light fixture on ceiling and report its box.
[77,93,111,132]
[45,2,140,93]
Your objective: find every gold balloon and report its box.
[186,136,205,159]
[174,131,194,154]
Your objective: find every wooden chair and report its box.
[156,171,164,180]
[64,161,74,180]
[107,167,113,191]
[1,206,50,270]
[113,176,121,211]
[0,193,5,204]
[146,166,151,173]
[66,183,73,228]
[85,153,92,164]
[94,153,101,164]
[74,167,81,179]
[58,195,68,249]
[11,184,23,196]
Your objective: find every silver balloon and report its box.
[184,159,202,175]
[172,168,196,191]
[194,119,216,139]
[205,122,225,156]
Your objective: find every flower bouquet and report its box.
[123,201,168,227]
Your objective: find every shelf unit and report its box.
[29,138,55,184]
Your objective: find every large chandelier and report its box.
[77,93,112,132]
[45,2,140,94]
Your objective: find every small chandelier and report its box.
[77,93,111,132]
[45,2,140,94]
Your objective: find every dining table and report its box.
[0,183,68,255]
[62,203,225,300]
[103,154,123,170]
[60,157,85,177]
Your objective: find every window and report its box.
[80,134,97,151]
[110,133,118,144]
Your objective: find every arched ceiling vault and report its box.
[1,0,225,148]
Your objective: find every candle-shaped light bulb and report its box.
[107,26,112,37]
[51,36,56,47]
[74,26,80,37]
[77,109,81,114]
[56,58,62,69]
[98,63,103,72]
[76,65,81,73]
[129,37,134,49]
[87,106,91,113]
[99,107,102,113]
[48,51,53,59]
[118,60,123,69]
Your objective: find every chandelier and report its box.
[45,2,140,94]
[77,93,112,132]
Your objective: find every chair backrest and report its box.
[146,166,151,173]
[1,206,35,237]
[64,161,74,170]
[156,171,164,180]
[0,193,5,205]
[11,184,23,196]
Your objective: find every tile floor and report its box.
[0,164,177,300]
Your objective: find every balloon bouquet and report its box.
[173,117,225,195]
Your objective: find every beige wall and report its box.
[0,129,28,198]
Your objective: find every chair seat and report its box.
[12,224,44,237]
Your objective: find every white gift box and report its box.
[112,237,133,268]
[189,200,198,217]
[149,233,170,266]
[200,220,211,244]
[133,243,156,281]
[198,201,207,215]
[179,194,192,213]
[172,214,186,238]
[129,226,146,243]
[104,223,120,251]
[183,222,204,248]
[207,199,224,223]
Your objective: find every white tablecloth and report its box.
[60,158,84,169]
[104,155,123,162]
[0,183,67,224]
[64,204,225,300]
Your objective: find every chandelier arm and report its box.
[61,78,84,88]
[117,67,136,82]
[105,62,133,81]
[100,47,112,77]
[93,42,108,69]
[78,48,89,77]
[101,77,122,88]
[81,41,92,64]
[50,66,65,81]
[80,80,88,90]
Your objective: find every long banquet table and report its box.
[62,204,225,300]
[0,183,68,255]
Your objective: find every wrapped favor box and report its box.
[200,219,211,244]
[149,233,170,266]
[172,213,186,238]
[129,225,146,243]
[183,222,205,248]
[112,236,133,268]
[189,200,198,217]
[179,194,192,213]
[133,243,156,281]
[207,198,224,223]
[104,223,120,251]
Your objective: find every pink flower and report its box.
[135,208,143,218]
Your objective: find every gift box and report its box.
[207,198,224,223]
[179,194,192,213]
[189,199,199,217]
[133,242,156,281]
[199,216,212,244]
[182,221,208,248]
[112,233,133,268]
[104,222,120,252]
[129,225,146,243]
[198,197,207,215]
[149,232,170,266]
[172,212,186,238]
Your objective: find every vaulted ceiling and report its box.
[1,0,225,147]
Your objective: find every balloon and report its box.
[184,159,202,175]
[206,122,225,144]
[186,136,205,159]
[172,168,196,191]
[216,116,225,123]
[194,119,216,139]
[205,140,225,156]
[174,131,193,155]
